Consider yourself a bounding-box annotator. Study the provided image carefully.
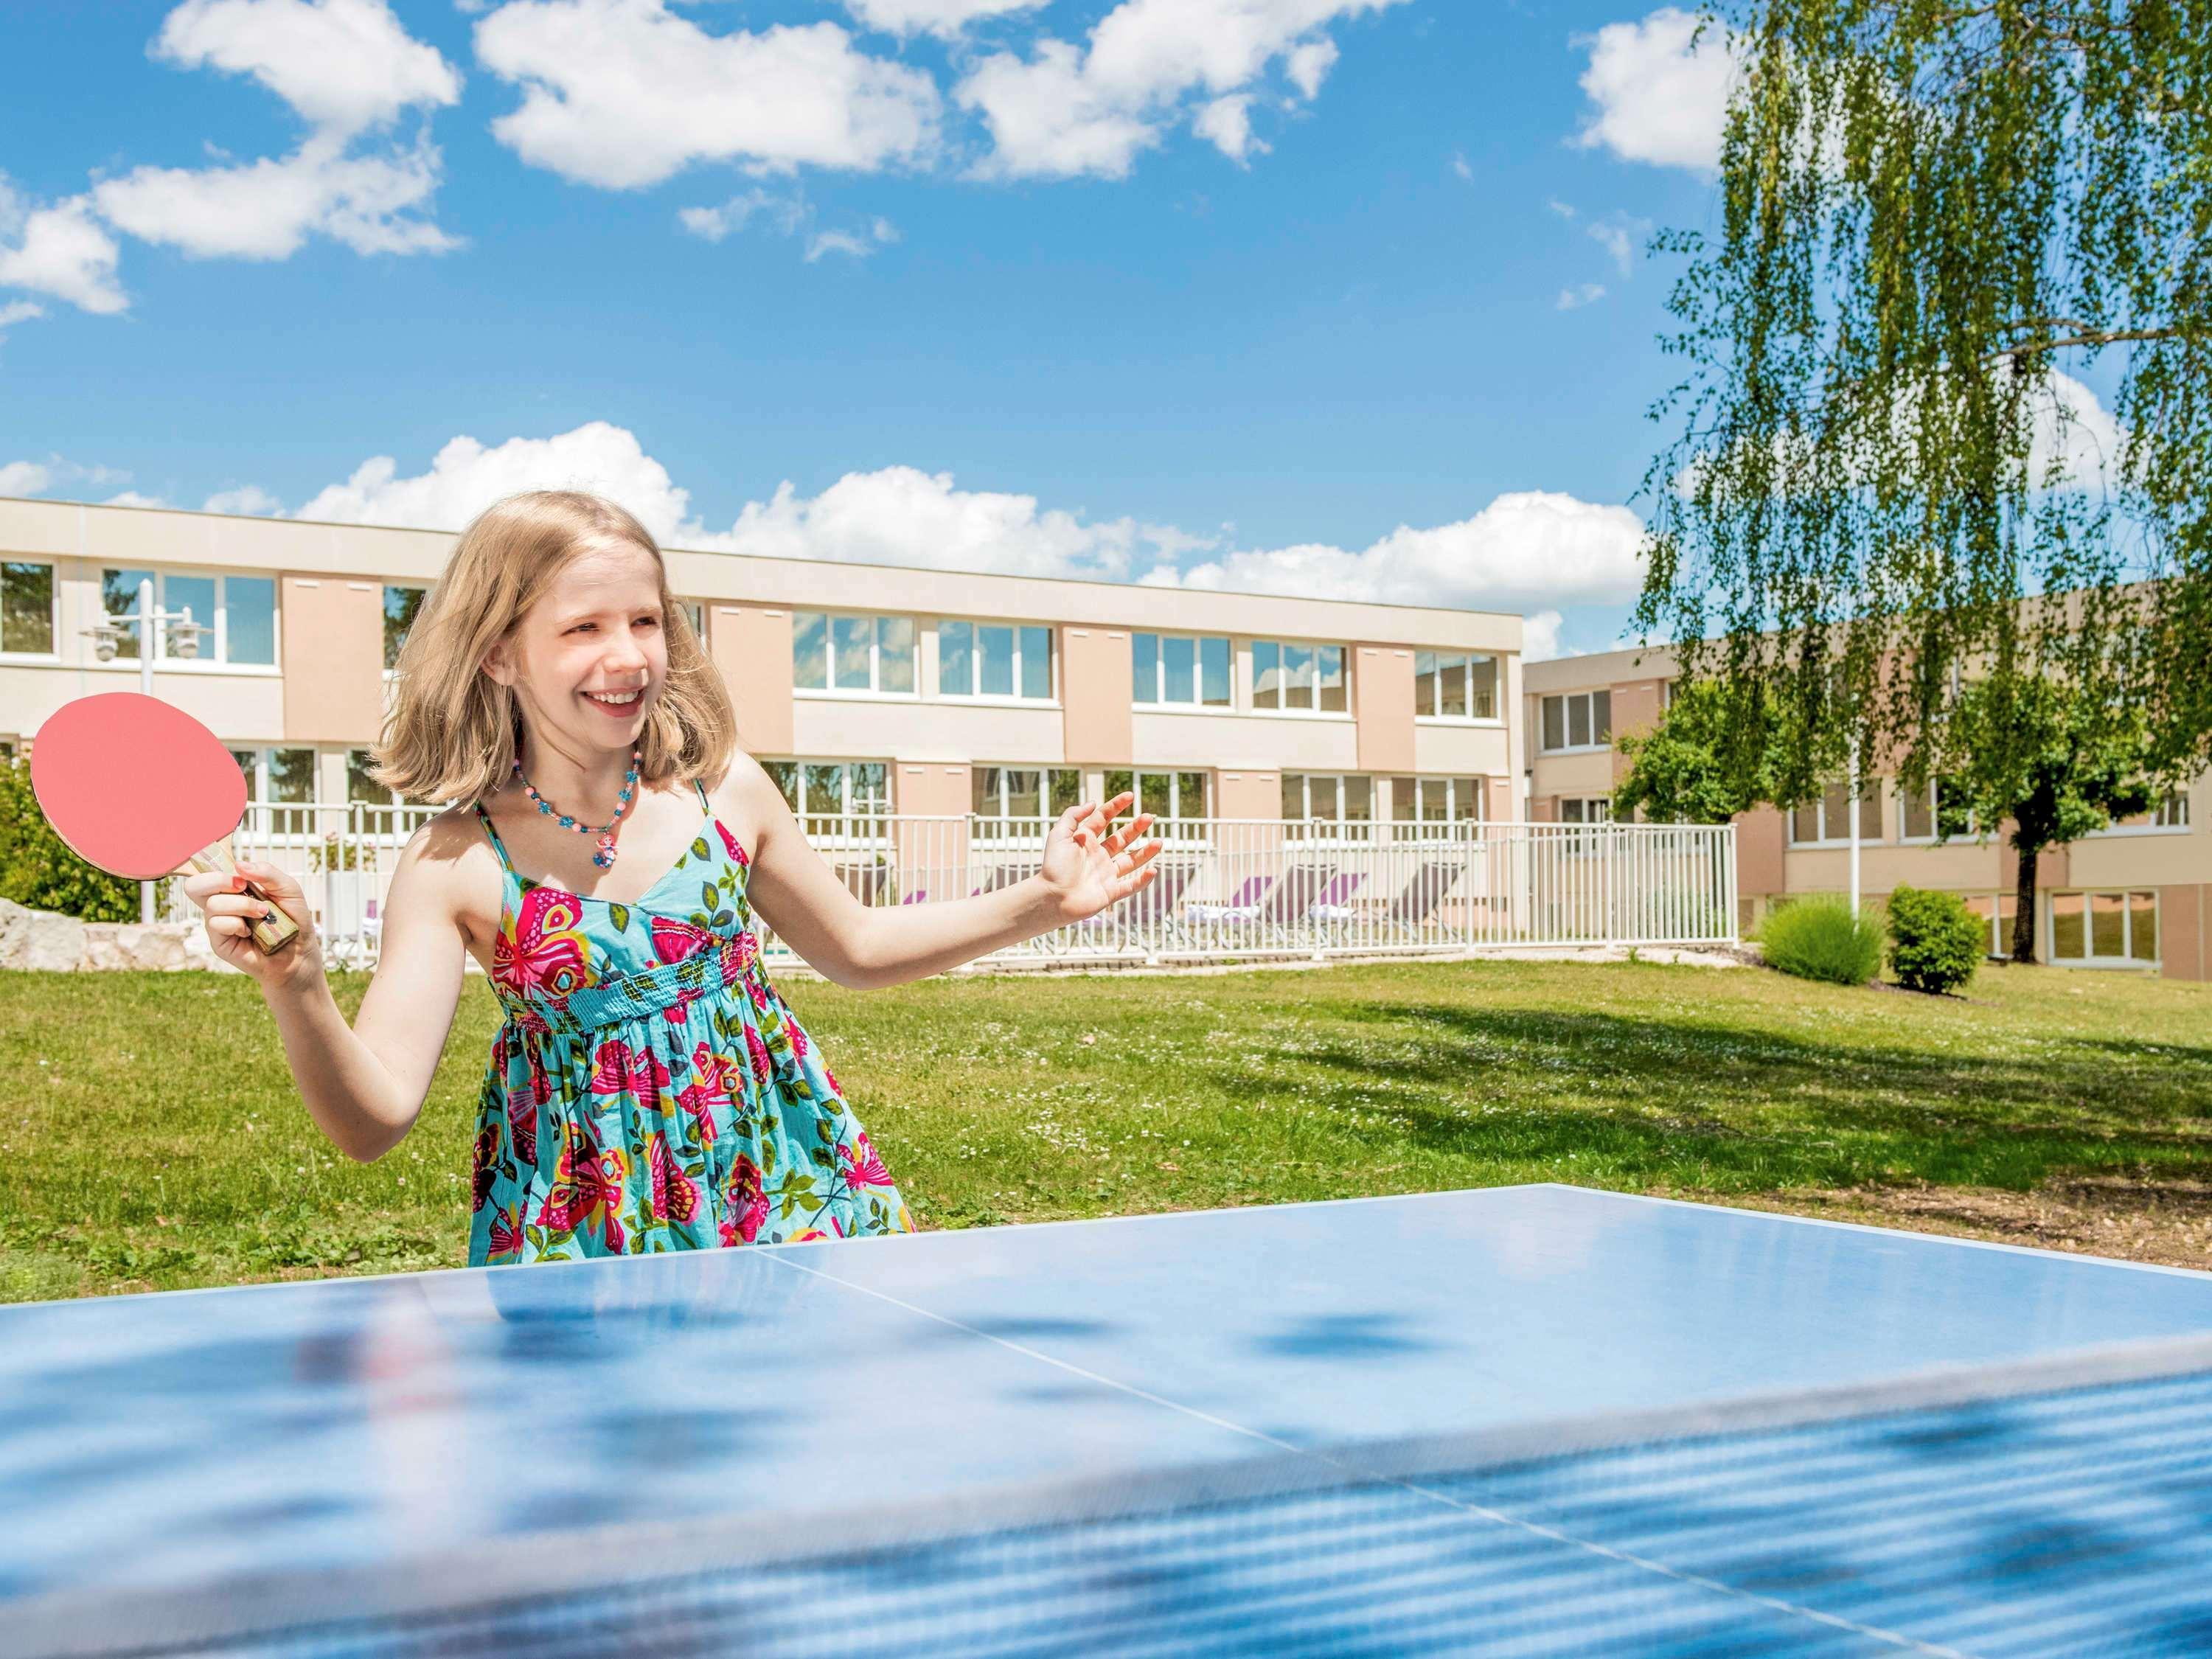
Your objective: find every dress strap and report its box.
[471,800,519,877]
[693,777,711,812]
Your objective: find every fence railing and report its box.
[167,806,1737,970]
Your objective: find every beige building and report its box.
[0,495,1523,852]
[1524,644,2211,980]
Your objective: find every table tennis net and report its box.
[40,1336,2212,1659]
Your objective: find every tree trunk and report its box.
[2010,841,2040,964]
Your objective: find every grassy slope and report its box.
[1,958,2206,1301]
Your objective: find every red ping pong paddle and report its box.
[30,692,302,956]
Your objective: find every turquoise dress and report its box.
[467,779,916,1266]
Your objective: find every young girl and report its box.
[183,490,1163,1266]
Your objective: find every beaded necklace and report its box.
[513,745,642,869]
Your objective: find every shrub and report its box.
[0,754,141,922]
[1757,895,1884,986]
[1885,883,1985,995]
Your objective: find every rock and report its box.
[83,922,211,971]
[0,897,88,972]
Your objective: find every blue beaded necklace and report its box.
[512,745,642,869]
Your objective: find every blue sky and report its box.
[0,0,1749,657]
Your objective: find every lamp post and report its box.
[1848,736,1863,918]
[80,576,212,923]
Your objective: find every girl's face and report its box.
[501,540,671,753]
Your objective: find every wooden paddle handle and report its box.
[184,841,301,956]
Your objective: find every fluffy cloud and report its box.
[151,0,462,137]
[475,0,941,189]
[1522,609,1567,662]
[0,187,127,314]
[2030,371,2127,487]
[201,484,285,515]
[677,189,894,262]
[0,459,51,495]
[1193,95,1265,164]
[839,0,1047,38]
[1573,7,1736,173]
[226,423,1644,633]
[958,0,1402,180]
[1150,490,1649,613]
[94,131,455,259]
[1557,282,1606,310]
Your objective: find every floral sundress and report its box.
[466,779,917,1266]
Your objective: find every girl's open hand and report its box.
[1037,792,1165,924]
[179,859,323,990]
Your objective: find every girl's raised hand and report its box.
[179,859,324,989]
[1037,791,1165,924]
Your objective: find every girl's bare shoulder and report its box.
[392,803,506,936]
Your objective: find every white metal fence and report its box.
[173,801,1734,969]
[167,806,1737,970]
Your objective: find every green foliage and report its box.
[1943,673,2156,961]
[1635,0,2212,799]
[0,755,140,922]
[1885,885,1986,995]
[1758,896,1884,987]
[1613,677,1787,824]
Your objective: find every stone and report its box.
[0,897,88,972]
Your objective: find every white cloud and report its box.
[1154,490,1649,613]
[1522,608,1567,661]
[203,484,285,515]
[1573,7,1736,173]
[0,187,128,314]
[1193,95,1266,164]
[0,459,51,495]
[475,0,941,189]
[958,0,1402,181]
[840,0,1048,38]
[1586,212,1649,275]
[1547,198,1576,219]
[678,189,804,243]
[804,218,899,261]
[103,491,173,508]
[1451,150,1472,181]
[2030,371,2126,489]
[94,130,456,259]
[0,299,44,335]
[152,0,462,136]
[1557,282,1606,310]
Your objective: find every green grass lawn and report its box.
[2,956,2208,1301]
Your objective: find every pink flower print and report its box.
[823,1064,842,1098]
[675,1040,733,1145]
[743,1024,772,1086]
[645,1131,700,1225]
[489,1204,526,1262]
[535,1121,629,1251]
[494,887,591,1003]
[785,1016,808,1062]
[841,1131,894,1190]
[728,931,759,973]
[790,1217,843,1243]
[590,1040,671,1113]
[723,1155,768,1245]
[716,820,750,869]
[650,916,712,965]
[504,1077,539,1166]
[746,975,771,1014]
[470,1124,501,1212]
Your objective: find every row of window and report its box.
[1790,779,2191,846]
[1965,891,2162,965]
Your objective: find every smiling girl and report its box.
[183,490,1163,1265]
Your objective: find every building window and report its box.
[100,569,262,664]
[383,585,425,671]
[941,620,1051,700]
[1790,779,1882,845]
[1253,639,1348,714]
[2099,790,2193,835]
[1540,690,1612,752]
[2050,890,2159,965]
[1390,775,1482,824]
[973,766,1084,822]
[794,612,916,695]
[1963,894,2017,959]
[1898,778,1976,841]
[231,746,319,804]
[1281,773,1374,826]
[1104,768,1210,821]
[1413,651,1498,720]
[680,599,706,642]
[1132,632,1232,708]
[1,561,55,655]
[765,759,891,821]
[1559,797,1613,824]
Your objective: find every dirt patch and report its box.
[1720,1177,2212,1272]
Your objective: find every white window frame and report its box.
[1102,768,1212,831]
[98,567,281,673]
[1131,630,1234,710]
[1251,638,1351,718]
[792,611,917,699]
[2047,888,2160,968]
[939,619,1056,703]
[1388,773,1484,829]
[382,584,426,679]
[1412,650,1501,724]
[1281,772,1378,839]
[971,765,1085,841]
[1895,778,1980,844]
[1539,690,1612,754]
[0,560,58,660]
[2090,790,2194,837]
[1789,780,1883,848]
[1559,797,1613,825]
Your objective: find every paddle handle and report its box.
[184,840,301,956]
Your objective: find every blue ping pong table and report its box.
[5,1183,2212,1656]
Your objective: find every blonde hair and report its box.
[370,490,739,807]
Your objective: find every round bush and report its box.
[0,753,141,922]
[1885,883,1985,995]
[1756,896,1884,987]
